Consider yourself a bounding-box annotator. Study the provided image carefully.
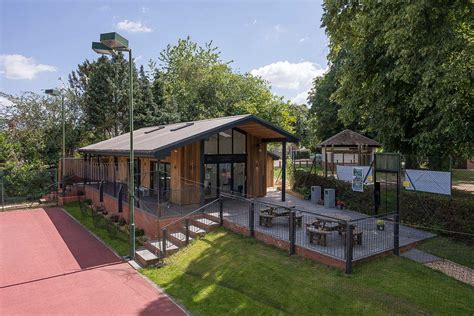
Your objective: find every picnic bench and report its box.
[306,217,363,247]
[259,207,303,228]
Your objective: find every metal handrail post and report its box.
[249,202,255,237]
[345,222,353,274]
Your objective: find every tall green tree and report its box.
[156,37,297,132]
[322,0,473,158]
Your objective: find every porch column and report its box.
[281,141,287,202]
[200,140,205,205]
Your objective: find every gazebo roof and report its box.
[318,129,381,147]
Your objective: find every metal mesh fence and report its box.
[1,167,57,211]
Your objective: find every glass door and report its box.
[232,163,246,195]
[204,163,218,199]
[219,163,232,194]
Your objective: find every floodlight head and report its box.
[92,42,115,55]
[100,32,129,50]
[45,89,60,96]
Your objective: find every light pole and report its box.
[92,32,135,259]
[45,89,65,197]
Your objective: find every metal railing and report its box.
[218,192,400,274]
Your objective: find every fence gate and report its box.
[373,153,401,255]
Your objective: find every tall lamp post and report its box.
[45,89,65,197]
[92,32,135,259]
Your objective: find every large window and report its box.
[218,129,232,154]
[204,134,218,154]
[233,130,246,154]
[204,128,246,155]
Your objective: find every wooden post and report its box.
[282,142,287,202]
[324,145,328,178]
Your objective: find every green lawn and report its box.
[418,236,474,269]
[63,201,130,256]
[141,228,474,315]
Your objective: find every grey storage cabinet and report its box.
[324,189,336,208]
[311,186,321,203]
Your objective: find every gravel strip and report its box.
[426,260,474,286]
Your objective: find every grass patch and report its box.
[418,236,474,269]
[141,228,474,315]
[63,201,129,256]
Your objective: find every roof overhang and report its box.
[78,115,299,157]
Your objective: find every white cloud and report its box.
[116,20,152,33]
[251,61,327,104]
[299,37,309,43]
[0,54,57,80]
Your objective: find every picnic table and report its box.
[259,207,303,228]
[306,216,363,247]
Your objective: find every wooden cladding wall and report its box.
[170,141,201,205]
[246,134,267,197]
[266,155,274,188]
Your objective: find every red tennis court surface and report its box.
[0,208,186,315]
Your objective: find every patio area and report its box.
[218,189,435,262]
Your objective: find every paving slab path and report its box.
[0,207,186,315]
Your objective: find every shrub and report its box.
[293,170,474,241]
[118,218,127,226]
[136,228,145,237]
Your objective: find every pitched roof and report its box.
[79,114,299,157]
[318,129,381,147]
[267,151,280,160]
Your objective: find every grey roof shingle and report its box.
[79,114,298,157]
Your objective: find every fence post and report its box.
[345,222,353,274]
[249,202,255,237]
[289,210,296,255]
[99,180,104,203]
[219,198,224,226]
[118,184,123,213]
[393,214,400,256]
[1,178,4,212]
[185,219,190,246]
[162,228,168,258]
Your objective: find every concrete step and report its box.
[188,225,206,238]
[135,249,160,267]
[146,239,180,256]
[192,217,219,231]
[169,232,193,247]
[203,212,221,223]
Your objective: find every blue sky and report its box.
[0,0,328,104]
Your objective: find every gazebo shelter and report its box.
[318,129,381,177]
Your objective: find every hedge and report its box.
[293,171,474,241]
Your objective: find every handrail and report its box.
[220,191,351,224]
[161,198,220,230]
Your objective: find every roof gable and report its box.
[318,129,380,147]
[79,114,299,157]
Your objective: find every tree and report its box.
[156,37,298,132]
[307,64,344,145]
[322,0,473,158]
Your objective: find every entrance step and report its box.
[135,249,160,267]
[169,232,193,247]
[146,239,180,256]
[192,217,219,231]
[188,225,206,238]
